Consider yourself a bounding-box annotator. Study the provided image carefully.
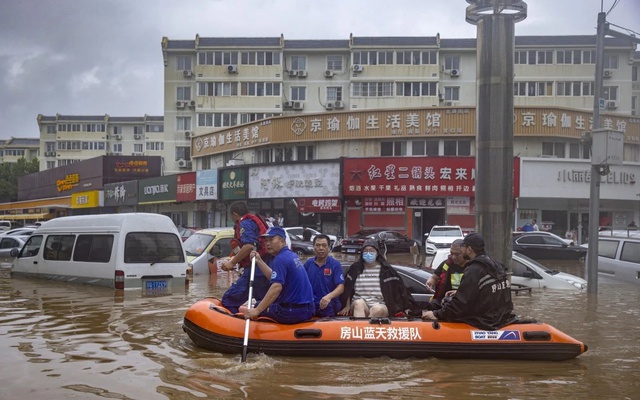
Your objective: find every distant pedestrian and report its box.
[532,219,539,231]
[276,212,284,227]
[629,220,637,228]
[302,226,312,241]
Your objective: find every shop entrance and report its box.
[413,208,445,241]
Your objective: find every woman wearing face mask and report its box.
[338,239,421,318]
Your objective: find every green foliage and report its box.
[0,157,40,202]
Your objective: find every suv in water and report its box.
[424,225,464,255]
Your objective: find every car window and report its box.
[510,259,539,278]
[124,232,185,263]
[542,236,564,245]
[44,235,76,261]
[288,228,302,236]
[397,271,426,293]
[517,235,544,245]
[620,241,640,264]
[183,233,216,256]
[20,235,43,257]
[213,237,233,257]
[0,238,19,249]
[598,240,619,259]
[73,234,114,263]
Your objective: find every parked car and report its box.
[178,227,201,242]
[424,225,464,255]
[513,230,574,245]
[341,230,421,255]
[427,249,587,290]
[587,236,640,285]
[0,227,37,237]
[512,232,587,260]
[284,227,338,247]
[341,261,433,308]
[288,233,315,258]
[0,235,29,264]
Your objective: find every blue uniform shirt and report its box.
[304,256,344,303]
[238,217,264,276]
[269,246,314,305]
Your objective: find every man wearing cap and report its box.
[422,233,515,330]
[245,226,315,324]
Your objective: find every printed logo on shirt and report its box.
[271,271,277,280]
[324,268,331,276]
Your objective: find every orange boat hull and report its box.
[183,298,587,361]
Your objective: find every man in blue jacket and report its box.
[246,226,315,324]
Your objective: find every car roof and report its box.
[196,228,234,235]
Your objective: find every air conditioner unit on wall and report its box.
[353,64,364,73]
[134,134,142,140]
[114,134,122,140]
[325,102,334,110]
[325,70,334,78]
[293,101,304,110]
[227,64,238,73]
[334,100,345,109]
[283,101,294,109]
[603,69,613,78]
[185,131,193,138]
[450,69,460,77]
[178,159,187,167]
[606,100,618,110]
[183,70,193,78]
[444,101,459,106]
[288,70,298,77]
[176,100,185,109]
[189,100,196,107]
[297,70,308,78]
[186,161,192,168]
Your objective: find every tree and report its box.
[0,157,40,202]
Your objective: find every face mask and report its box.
[362,251,377,263]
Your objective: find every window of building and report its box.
[514,81,552,96]
[176,146,190,160]
[240,113,276,124]
[604,54,619,69]
[133,126,144,135]
[624,143,639,162]
[146,124,163,133]
[290,55,306,70]
[396,82,437,97]
[112,126,121,135]
[380,141,407,156]
[444,86,460,101]
[45,142,56,152]
[602,86,618,101]
[133,144,144,153]
[296,145,315,161]
[352,82,394,97]
[4,149,26,156]
[274,147,294,162]
[177,56,192,70]
[397,51,421,65]
[633,95,638,116]
[515,50,553,65]
[198,82,238,96]
[57,124,81,132]
[326,86,343,101]
[46,125,56,134]
[82,142,106,150]
[582,50,596,64]
[542,142,565,158]
[242,82,281,96]
[444,55,460,71]
[557,50,583,64]
[177,87,191,101]
[411,140,439,155]
[57,141,82,150]
[112,143,122,153]
[46,161,55,169]
[290,86,306,101]
[198,113,239,128]
[421,51,437,65]
[82,123,105,132]
[176,116,191,131]
[326,55,343,71]
[443,140,471,156]
[240,51,281,65]
[198,51,238,66]
[352,51,393,65]
[146,142,164,151]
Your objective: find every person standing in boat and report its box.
[424,239,466,310]
[304,234,344,317]
[422,233,516,330]
[338,239,420,318]
[220,201,271,314]
[246,226,315,324]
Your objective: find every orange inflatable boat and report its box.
[183,298,587,361]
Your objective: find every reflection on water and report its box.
[1,261,639,399]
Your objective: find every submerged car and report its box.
[284,227,338,247]
[424,225,464,255]
[428,249,586,290]
[512,232,587,260]
[341,230,421,255]
[0,235,29,264]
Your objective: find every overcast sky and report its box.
[1,0,638,140]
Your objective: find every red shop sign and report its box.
[297,197,341,213]
[176,172,197,202]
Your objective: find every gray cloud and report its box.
[1,0,638,139]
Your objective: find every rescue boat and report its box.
[183,298,587,361]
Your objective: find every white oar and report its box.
[241,255,256,362]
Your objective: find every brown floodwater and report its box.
[0,255,639,399]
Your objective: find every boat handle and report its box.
[369,318,391,325]
[523,331,552,341]
[294,329,322,339]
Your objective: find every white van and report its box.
[0,220,11,232]
[590,236,640,285]
[11,213,188,291]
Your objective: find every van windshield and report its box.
[183,233,216,257]
[124,232,185,263]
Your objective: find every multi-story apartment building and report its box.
[0,137,40,164]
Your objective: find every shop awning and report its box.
[1,213,53,221]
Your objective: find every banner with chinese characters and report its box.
[71,190,103,209]
[344,157,520,197]
[407,197,446,208]
[196,169,218,200]
[363,197,405,212]
[176,172,196,202]
[297,197,341,213]
[104,180,138,206]
[248,162,340,199]
[220,168,246,200]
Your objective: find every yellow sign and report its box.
[71,191,103,208]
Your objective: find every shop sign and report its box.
[177,172,197,202]
[297,197,341,213]
[196,169,218,200]
[71,190,103,209]
[248,162,340,199]
[138,176,176,204]
[407,197,446,208]
[57,173,80,192]
[363,197,405,212]
[104,180,138,206]
[220,168,246,200]
[446,196,471,215]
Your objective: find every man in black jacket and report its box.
[422,233,515,330]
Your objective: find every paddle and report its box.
[241,254,256,362]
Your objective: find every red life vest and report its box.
[234,213,269,267]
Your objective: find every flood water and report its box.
[1,255,639,399]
